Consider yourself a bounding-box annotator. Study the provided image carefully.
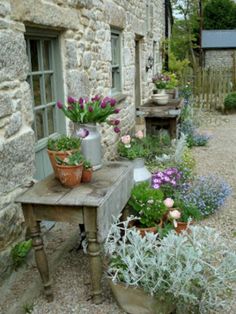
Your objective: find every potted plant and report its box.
[105,218,236,314]
[118,131,151,184]
[55,151,84,187]
[47,136,81,178]
[81,160,93,183]
[56,95,121,169]
[128,182,168,236]
[152,72,178,104]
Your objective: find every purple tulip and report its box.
[68,96,76,103]
[92,95,101,101]
[114,108,120,114]
[76,128,89,138]
[110,98,117,107]
[79,97,84,105]
[114,127,120,133]
[57,100,63,109]
[88,106,93,112]
[100,102,106,109]
[114,119,120,125]
[80,104,84,110]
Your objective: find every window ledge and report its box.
[113,93,128,103]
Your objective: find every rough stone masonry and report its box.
[0,0,166,279]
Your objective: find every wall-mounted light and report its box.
[146,55,154,72]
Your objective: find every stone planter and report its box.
[109,280,175,314]
[73,123,102,170]
[132,158,151,184]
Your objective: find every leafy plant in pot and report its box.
[47,136,81,178]
[82,160,93,183]
[128,182,168,236]
[105,218,236,314]
[55,151,84,187]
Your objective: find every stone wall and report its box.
[0,0,165,278]
[204,49,235,68]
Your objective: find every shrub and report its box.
[128,182,167,227]
[224,92,236,110]
[105,219,236,314]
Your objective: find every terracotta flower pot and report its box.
[81,168,93,183]
[47,149,80,178]
[130,220,163,238]
[175,221,193,234]
[56,163,83,187]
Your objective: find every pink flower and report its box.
[68,96,76,103]
[92,95,101,101]
[135,130,144,139]
[164,198,174,208]
[169,209,181,220]
[121,135,131,145]
[57,100,63,109]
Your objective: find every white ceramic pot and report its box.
[132,158,151,184]
[152,93,169,105]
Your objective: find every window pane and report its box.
[45,74,53,103]
[111,36,119,65]
[47,106,55,135]
[32,75,42,106]
[35,109,44,140]
[43,40,51,70]
[30,40,39,72]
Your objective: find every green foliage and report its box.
[118,140,149,160]
[83,159,92,169]
[23,303,34,314]
[168,52,190,79]
[47,135,81,151]
[128,182,168,227]
[174,196,202,222]
[204,0,236,30]
[11,240,32,270]
[224,92,236,110]
[56,151,84,166]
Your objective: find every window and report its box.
[111,30,121,94]
[25,31,64,143]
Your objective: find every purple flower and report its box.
[68,96,76,103]
[57,100,63,109]
[110,98,117,107]
[153,184,160,189]
[92,95,101,101]
[114,127,120,133]
[79,97,84,105]
[88,106,93,112]
[80,104,84,110]
[76,128,89,138]
[100,102,106,109]
[114,108,121,114]
[114,119,120,125]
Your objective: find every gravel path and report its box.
[4,111,236,314]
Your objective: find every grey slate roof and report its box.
[202,30,236,48]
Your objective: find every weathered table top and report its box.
[136,98,184,118]
[16,161,134,242]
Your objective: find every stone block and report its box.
[65,40,78,69]
[0,129,35,194]
[0,93,12,118]
[10,0,80,30]
[0,204,24,251]
[104,1,126,28]
[4,112,22,138]
[0,0,11,17]
[21,82,34,125]
[83,51,92,69]
[0,30,28,83]
[100,42,112,62]
[67,70,90,98]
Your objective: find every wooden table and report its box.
[136,98,183,138]
[15,162,133,304]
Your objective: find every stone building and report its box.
[0,0,171,278]
[202,30,236,68]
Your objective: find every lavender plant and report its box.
[105,218,236,314]
[180,175,231,216]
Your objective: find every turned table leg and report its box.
[22,204,53,302]
[84,207,103,304]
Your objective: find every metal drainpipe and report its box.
[164,0,169,71]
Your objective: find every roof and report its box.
[202,30,236,49]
